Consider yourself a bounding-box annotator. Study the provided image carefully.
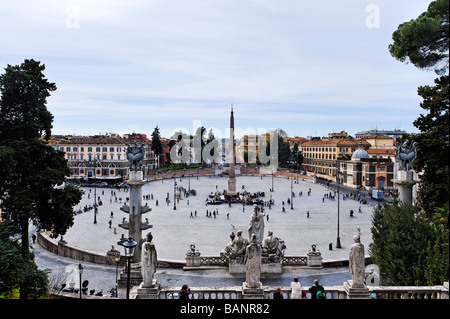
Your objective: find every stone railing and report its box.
[157,283,448,299]
[369,285,448,299]
[63,282,449,299]
[195,255,309,267]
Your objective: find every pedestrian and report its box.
[227,213,230,219]
[110,211,114,218]
[108,220,112,228]
[31,233,36,244]
[307,211,310,218]
[179,284,191,300]
[309,279,325,299]
[290,276,303,299]
[273,287,284,299]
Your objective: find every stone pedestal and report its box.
[125,171,147,263]
[442,282,449,299]
[116,263,143,298]
[242,282,264,299]
[392,170,418,207]
[343,280,370,299]
[185,255,201,268]
[307,252,323,268]
[227,177,237,196]
[135,280,160,299]
[229,259,282,274]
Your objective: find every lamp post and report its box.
[173,178,177,210]
[271,171,274,192]
[123,236,137,299]
[85,158,102,224]
[114,251,121,297]
[188,165,191,193]
[335,161,342,249]
[290,176,294,210]
[78,263,84,299]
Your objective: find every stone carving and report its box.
[261,230,286,263]
[396,139,418,171]
[349,229,365,288]
[244,234,261,288]
[308,243,320,255]
[126,140,145,172]
[248,204,265,243]
[231,230,249,262]
[141,232,157,287]
[186,243,200,257]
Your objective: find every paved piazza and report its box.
[54,175,375,262]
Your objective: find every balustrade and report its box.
[157,284,448,300]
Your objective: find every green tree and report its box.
[389,0,449,75]
[277,130,291,168]
[0,59,82,298]
[385,1,449,286]
[412,75,449,217]
[370,201,436,285]
[0,221,48,298]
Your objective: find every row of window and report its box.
[66,154,122,161]
[301,147,357,153]
[60,146,124,153]
[73,168,121,177]
[304,153,337,160]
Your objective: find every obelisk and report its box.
[228,107,237,196]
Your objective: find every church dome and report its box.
[352,142,369,159]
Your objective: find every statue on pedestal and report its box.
[126,140,145,172]
[141,232,157,287]
[244,234,261,288]
[349,229,365,288]
[248,204,265,243]
[262,230,285,263]
[396,139,418,171]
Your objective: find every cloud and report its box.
[0,0,437,138]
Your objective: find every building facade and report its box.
[57,136,157,181]
[300,137,394,191]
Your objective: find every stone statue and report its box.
[220,232,236,259]
[262,230,286,263]
[396,139,419,171]
[186,243,200,257]
[230,230,249,262]
[349,229,365,288]
[141,232,157,287]
[244,234,261,288]
[126,140,145,172]
[248,204,265,243]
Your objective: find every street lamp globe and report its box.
[78,263,84,275]
[123,236,137,257]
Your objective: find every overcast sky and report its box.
[0,0,438,139]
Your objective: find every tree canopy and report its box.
[370,0,449,286]
[0,59,82,298]
[389,0,449,75]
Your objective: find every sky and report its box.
[0,0,439,139]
